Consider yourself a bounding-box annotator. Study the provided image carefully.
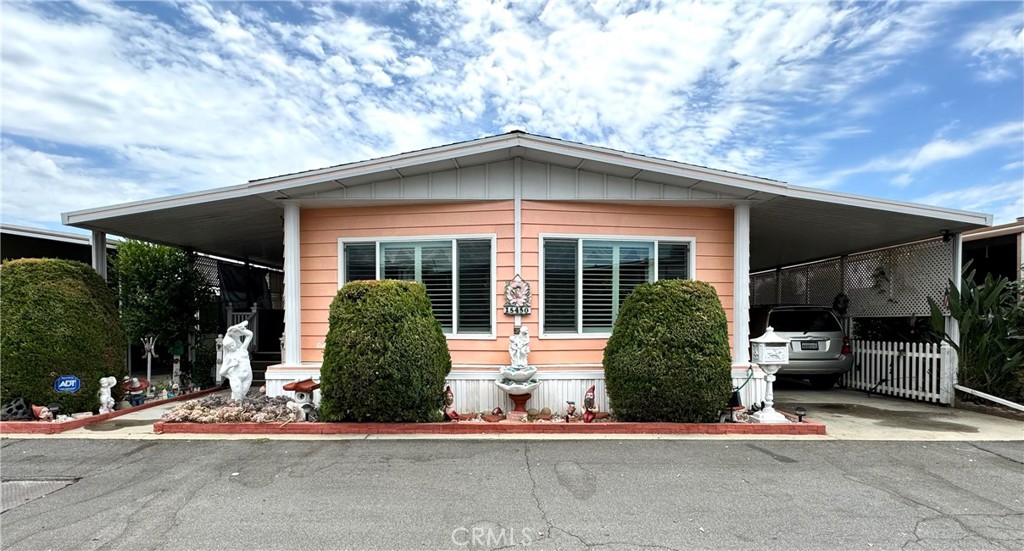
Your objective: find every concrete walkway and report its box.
[774,388,1024,441]
[5,388,1022,441]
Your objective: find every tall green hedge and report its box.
[603,279,733,422]
[1,259,127,413]
[319,280,451,422]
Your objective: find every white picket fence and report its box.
[841,340,951,404]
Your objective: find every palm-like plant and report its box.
[929,266,1024,402]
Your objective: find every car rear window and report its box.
[768,310,841,332]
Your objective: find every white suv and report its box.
[750,305,854,389]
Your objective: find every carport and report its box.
[61,133,991,407]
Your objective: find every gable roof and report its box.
[63,131,991,270]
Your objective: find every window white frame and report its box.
[538,233,697,339]
[337,234,497,340]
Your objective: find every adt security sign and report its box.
[54,375,81,393]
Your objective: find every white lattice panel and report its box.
[750,239,953,317]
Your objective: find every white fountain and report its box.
[495,326,540,421]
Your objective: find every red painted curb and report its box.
[153,418,826,436]
[1,386,223,435]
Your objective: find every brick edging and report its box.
[153,418,826,435]
[0,386,223,435]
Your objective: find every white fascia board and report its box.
[783,184,993,226]
[963,221,1023,241]
[62,181,261,225]
[246,133,791,198]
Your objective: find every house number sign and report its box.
[503,274,532,316]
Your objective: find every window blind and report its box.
[457,240,491,333]
[543,239,578,333]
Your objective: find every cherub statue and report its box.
[98,376,117,413]
[509,326,530,370]
[219,320,254,401]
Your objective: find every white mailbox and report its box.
[751,326,790,366]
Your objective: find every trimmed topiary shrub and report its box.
[319,280,451,422]
[1,259,127,413]
[603,279,733,422]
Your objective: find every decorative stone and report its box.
[526,408,539,416]
[219,320,254,401]
[1,397,34,421]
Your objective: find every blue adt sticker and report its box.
[54,376,81,393]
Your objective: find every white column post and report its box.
[513,158,523,329]
[90,230,107,280]
[283,203,302,365]
[733,204,751,366]
[942,233,962,405]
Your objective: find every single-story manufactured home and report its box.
[63,132,992,412]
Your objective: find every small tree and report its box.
[929,266,1024,403]
[1,259,127,412]
[320,280,451,422]
[113,240,213,354]
[603,279,733,422]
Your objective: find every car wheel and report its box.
[809,374,841,390]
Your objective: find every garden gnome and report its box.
[31,404,53,421]
[219,320,254,401]
[123,377,150,406]
[442,385,460,421]
[583,385,597,423]
[565,401,576,422]
[98,376,117,413]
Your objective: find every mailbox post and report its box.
[750,326,791,424]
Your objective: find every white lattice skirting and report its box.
[267,365,766,414]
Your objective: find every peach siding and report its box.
[299,201,734,367]
[300,202,514,363]
[520,201,734,366]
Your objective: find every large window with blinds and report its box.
[541,236,693,335]
[339,237,494,336]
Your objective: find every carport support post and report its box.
[282,202,302,366]
[90,230,107,280]
[733,203,751,365]
[942,233,962,406]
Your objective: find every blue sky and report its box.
[2,1,1022,231]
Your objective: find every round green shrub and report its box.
[1,259,127,413]
[319,280,451,422]
[603,279,733,422]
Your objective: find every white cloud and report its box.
[0,0,1018,232]
[915,180,1023,224]
[957,12,1024,82]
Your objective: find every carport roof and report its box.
[63,131,991,271]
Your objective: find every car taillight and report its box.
[841,337,852,355]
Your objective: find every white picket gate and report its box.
[841,340,951,404]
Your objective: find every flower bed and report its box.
[153,413,825,436]
[161,394,302,423]
[0,387,221,435]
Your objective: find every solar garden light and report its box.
[750,326,791,424]
[794,406,807,423]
